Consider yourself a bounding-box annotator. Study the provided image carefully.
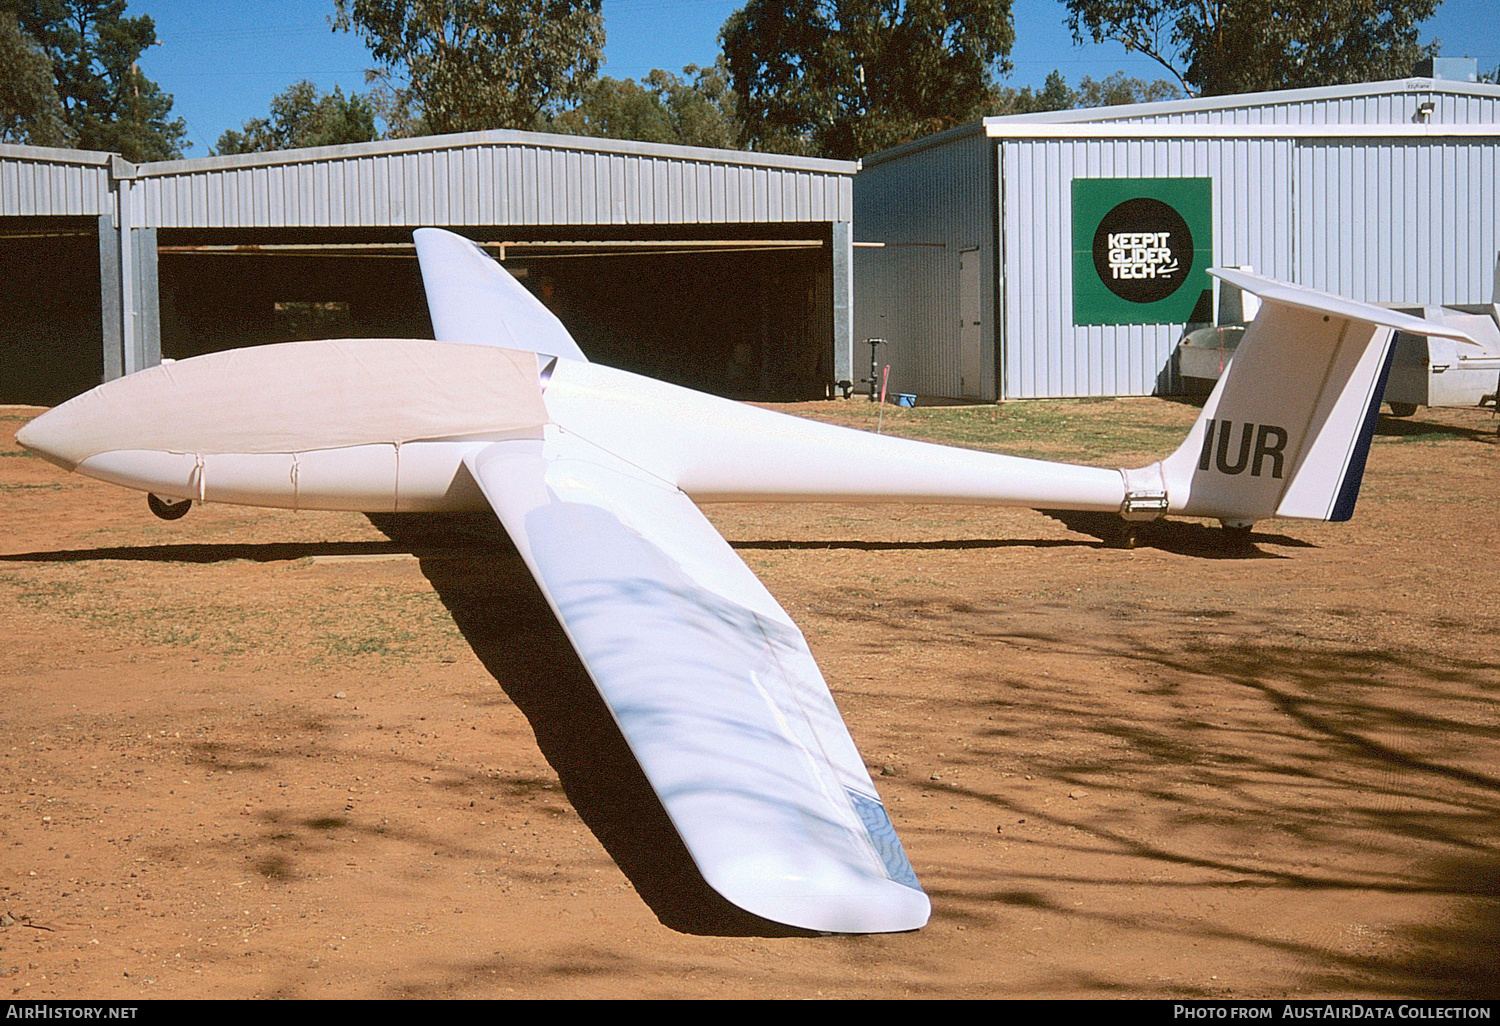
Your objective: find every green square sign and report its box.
[1072,177,1213,326]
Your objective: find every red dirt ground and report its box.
[1,400,1497,999]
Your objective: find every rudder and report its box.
[1147,270,1475,525]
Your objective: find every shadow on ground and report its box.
[0,540,411,563]
[1361,854,1500,998]
[906,606,1500,996]
[1038,509,1315,558]
[1375,415,1497,442]
[365,511,810,938]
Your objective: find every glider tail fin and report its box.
[1139,270,1476,525]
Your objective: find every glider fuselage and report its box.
[19,338,1131,516]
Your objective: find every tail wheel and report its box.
[1386,402,1418,417]
[1218,519,1255,548]
[147,493,192,521]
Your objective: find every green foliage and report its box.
[551,76,675,145]
[9,0,186,159]
[361,75,424,139]
[987,69,1075,114]
[1063,0,1439,97]
[333,0,605,134]
[214,81,377,155]
[550,61,741,149]
[0,10,69,144]
[1072,69,1182,107]
[721,0,1015,159]
[990,69,1180,114]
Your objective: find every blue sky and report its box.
[132,0,1500,157]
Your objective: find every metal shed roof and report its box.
[4,129,858,229]
[0,143,115,218]
[994,76,1500,126]
[4,130,862,395]
[863,78,1500,166]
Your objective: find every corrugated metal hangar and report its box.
[855,75,1500,401]
[1,131,857,406]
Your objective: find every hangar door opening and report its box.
[157,233,432,360]
[521,243,832,401]
[156,227,835,403]
[0,218,105,406]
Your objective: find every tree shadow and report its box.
[1326,854,1500,998]
[899,610,1500,994]
[364,512,810,938]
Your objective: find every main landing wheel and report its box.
[147,493,192,521]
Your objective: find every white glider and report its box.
[16,229,1476,934]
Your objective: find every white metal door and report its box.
[959,249,982,399]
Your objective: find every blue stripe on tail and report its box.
[1330,337,1399,522]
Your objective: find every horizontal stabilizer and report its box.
[1210,269,1478,346]
[1156,270,1477,524]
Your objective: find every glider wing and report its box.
[462,433,930,934]
[414,227,587,362]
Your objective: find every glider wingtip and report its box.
[703,863,931,934]
[413,226,478,255]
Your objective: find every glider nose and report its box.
[15,407,79,471]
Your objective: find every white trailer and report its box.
[1384,305,1500,415]
[1178,266,1500,416]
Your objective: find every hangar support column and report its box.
[97,212,122,380]
[833,220,854,389]
[99,156,160,381]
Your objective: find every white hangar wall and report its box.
[1295,139,1497,300]
[1000,133,1299,400]
[0,145,113,217]
[855,78,1500,401]
[125,130,854,229]
[854,131,996,401]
